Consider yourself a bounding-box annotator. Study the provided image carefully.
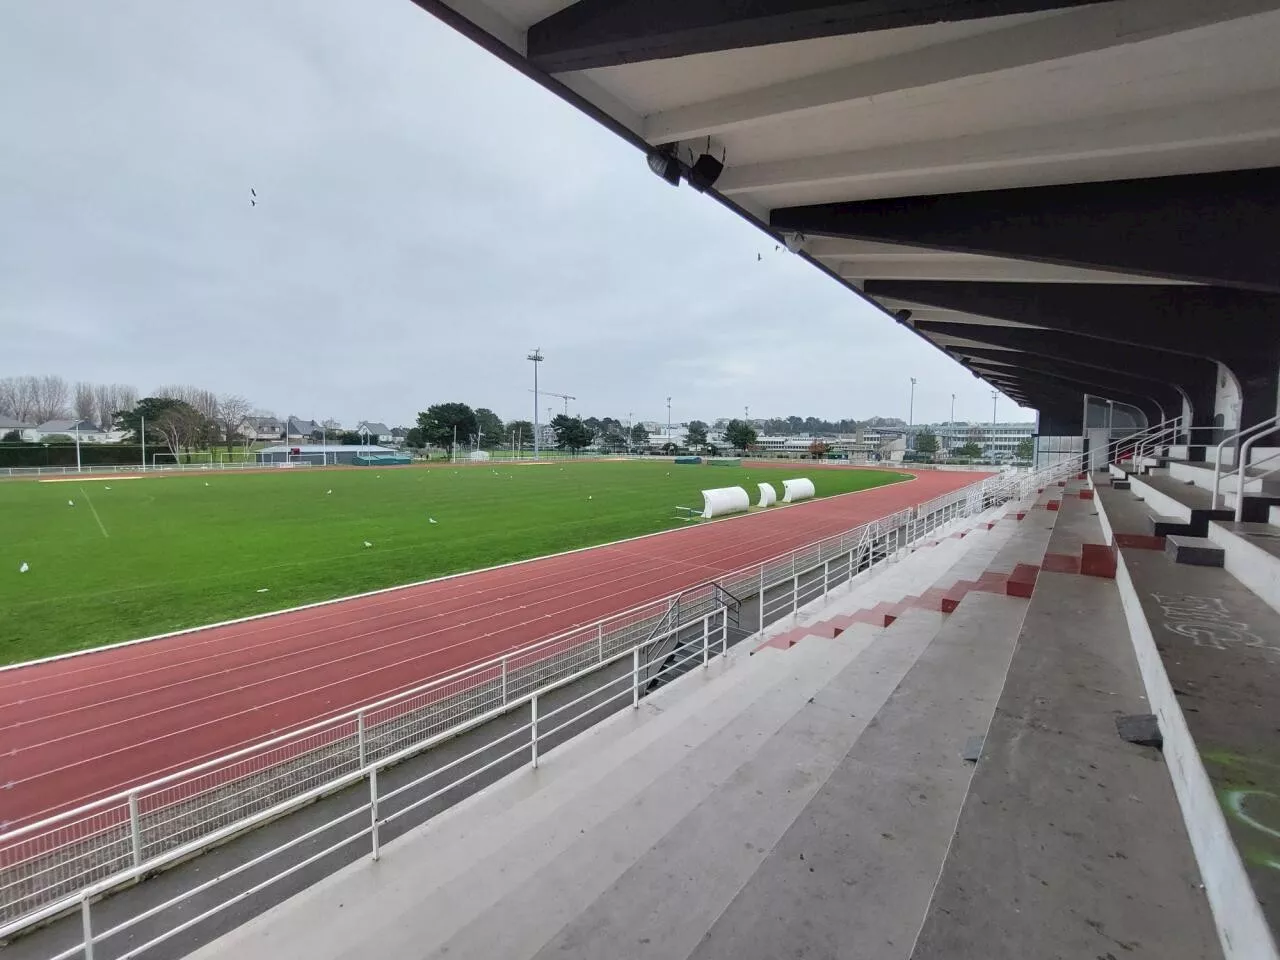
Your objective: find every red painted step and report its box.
[1006,563,1040,599]
[1080,542,1118,579]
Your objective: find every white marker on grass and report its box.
[67,500,74,507]
[19,562,29,573]
[364,541,373,548]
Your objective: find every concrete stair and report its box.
[1093,471,1280,958]
[911,488,1223,960]
[188,577,1033,960]
[758,494,1090,651]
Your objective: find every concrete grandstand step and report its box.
[1094,477,1280,958]
[1165,534,1224,567]
[474,614,953,960]
[912,485,1223,960]
[184,620,895,960]
[680,591,1029,960]
[1206,519,1280,616]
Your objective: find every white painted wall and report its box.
[1214,363,1241,433]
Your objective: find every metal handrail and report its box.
[1134,415,1185,469]
[1234,420,1280,520]
[1213,414,1280,509]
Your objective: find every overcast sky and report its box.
[0,0,1035,428]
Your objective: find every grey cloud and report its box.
[0,0,1035,428]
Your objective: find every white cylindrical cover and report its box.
[781,477,815,503]
[757,482,777,508]
[702,486,750,519]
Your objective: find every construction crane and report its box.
[529,389,576,416]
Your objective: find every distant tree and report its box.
[74,382,96,424]
[954,441,982,459]
[309,429,326,444]
[506,420,534,450]
[339,430,363,445]
[417,403,478,452]
[216,394,252,452]
[93,383,136,431]
[552,414,594,452]
[1,429,21,443]
[706,442,720,457]
[402,427,426,449]
[629,423,650,447]
[661,442,679,455]
[149,402,209,457]
[808,439,831,459]
[154,384,219,422]
[43,434,76,444]
[114,397,185,445]
[724,419,757,453]
[474,408,505,448]
[32,375,70,423]
[914,429,938,456]
[685,420,708,451]
[1014,437,1034,460]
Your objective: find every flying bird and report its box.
[250,187,257,207]
[757,253,762,261]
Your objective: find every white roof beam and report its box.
[833,259,1186,284]
[718,89,1280,194]
[644,0,1277,143]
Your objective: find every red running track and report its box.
[0,469,984,830]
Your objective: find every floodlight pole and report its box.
[75,420,82,473]
[140,416,146,470]
[991,390,998,458]
[528,348,544,459]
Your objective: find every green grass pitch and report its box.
[0,461,907,665]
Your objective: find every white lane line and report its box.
[78,486,109,539]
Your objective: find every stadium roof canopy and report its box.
[413,0,1280,435]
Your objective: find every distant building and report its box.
[355,421,393,443]
[931,421,1034,460]
[33,419,116,443]
[240,416,282,442]
[284,417,323,441]
[0,416,38,441]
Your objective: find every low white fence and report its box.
[0,464,1087,956]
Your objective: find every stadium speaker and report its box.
[646,149,682,187]
[687,152,723,192]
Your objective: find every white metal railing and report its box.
[0,474,1009,946]
[1212,414,1280,511]
[0,490,990,955]
[1231,420,1280,520]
